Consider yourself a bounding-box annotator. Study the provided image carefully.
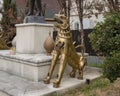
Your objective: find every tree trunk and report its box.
[75,0,85,56]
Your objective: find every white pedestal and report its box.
[16,23,54,54]
[0,50,71,82]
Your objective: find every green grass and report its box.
[50,77,110,96]
[80,77,110,95]
[51,93,61,96]
[87,63,103,68]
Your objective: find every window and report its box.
[74,22,79,30]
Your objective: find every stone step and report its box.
[0,67,102,96]
[0,50,71,82]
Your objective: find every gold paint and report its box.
[44,13,85,88]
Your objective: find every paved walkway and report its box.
[0,67,101,96]
[0,91,10,96]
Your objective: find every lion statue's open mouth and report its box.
[54,14,69,30]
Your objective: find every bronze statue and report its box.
[27,0,41,16]
[44,13,85,88]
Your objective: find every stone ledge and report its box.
[0,50,89,82]
[0,50,71,81]
[15,23,54,27]
[0,50,52,66]
[24,16,45,23]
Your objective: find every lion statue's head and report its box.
[54,13,69,31]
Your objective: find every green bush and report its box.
[89,12,120,82]
[89,12,120,56]
[103,51,120,82]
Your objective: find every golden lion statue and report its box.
[44,13,85,88]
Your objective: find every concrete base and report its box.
[0,66,102,96]
[0,50,71,82]
[16,23,53,54]
[87,56,104,64]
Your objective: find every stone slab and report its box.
[0,67,102,96]
[24,16,45,23]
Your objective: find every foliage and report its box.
[89,12,120,83]
[1,0,17,32]
[0,0,21,48]
[89,12,120,56]
[103,51,120,82]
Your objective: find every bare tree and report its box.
[73,0,120,56]
[105,0,120,12]
[74,0,85,56]
[0,0,19,48]
[57,0,71,23]
[75,0,120,58]
[57,0,120,57]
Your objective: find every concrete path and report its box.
[0,91,10,96]
[0,67,101,96]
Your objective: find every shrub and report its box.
[89,12,120,82]
[89,12,120,56]
[0,0,18,48]
[103,51,120,82]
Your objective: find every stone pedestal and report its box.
[24,16,45,23]
[16,23,53,54]
[0,50,71,82]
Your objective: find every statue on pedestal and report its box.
[25,0,45,23]
[27,0,42,16]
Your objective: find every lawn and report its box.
[51,76,120,96]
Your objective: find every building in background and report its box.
[0,0,105,30]
[70,0,104,30]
